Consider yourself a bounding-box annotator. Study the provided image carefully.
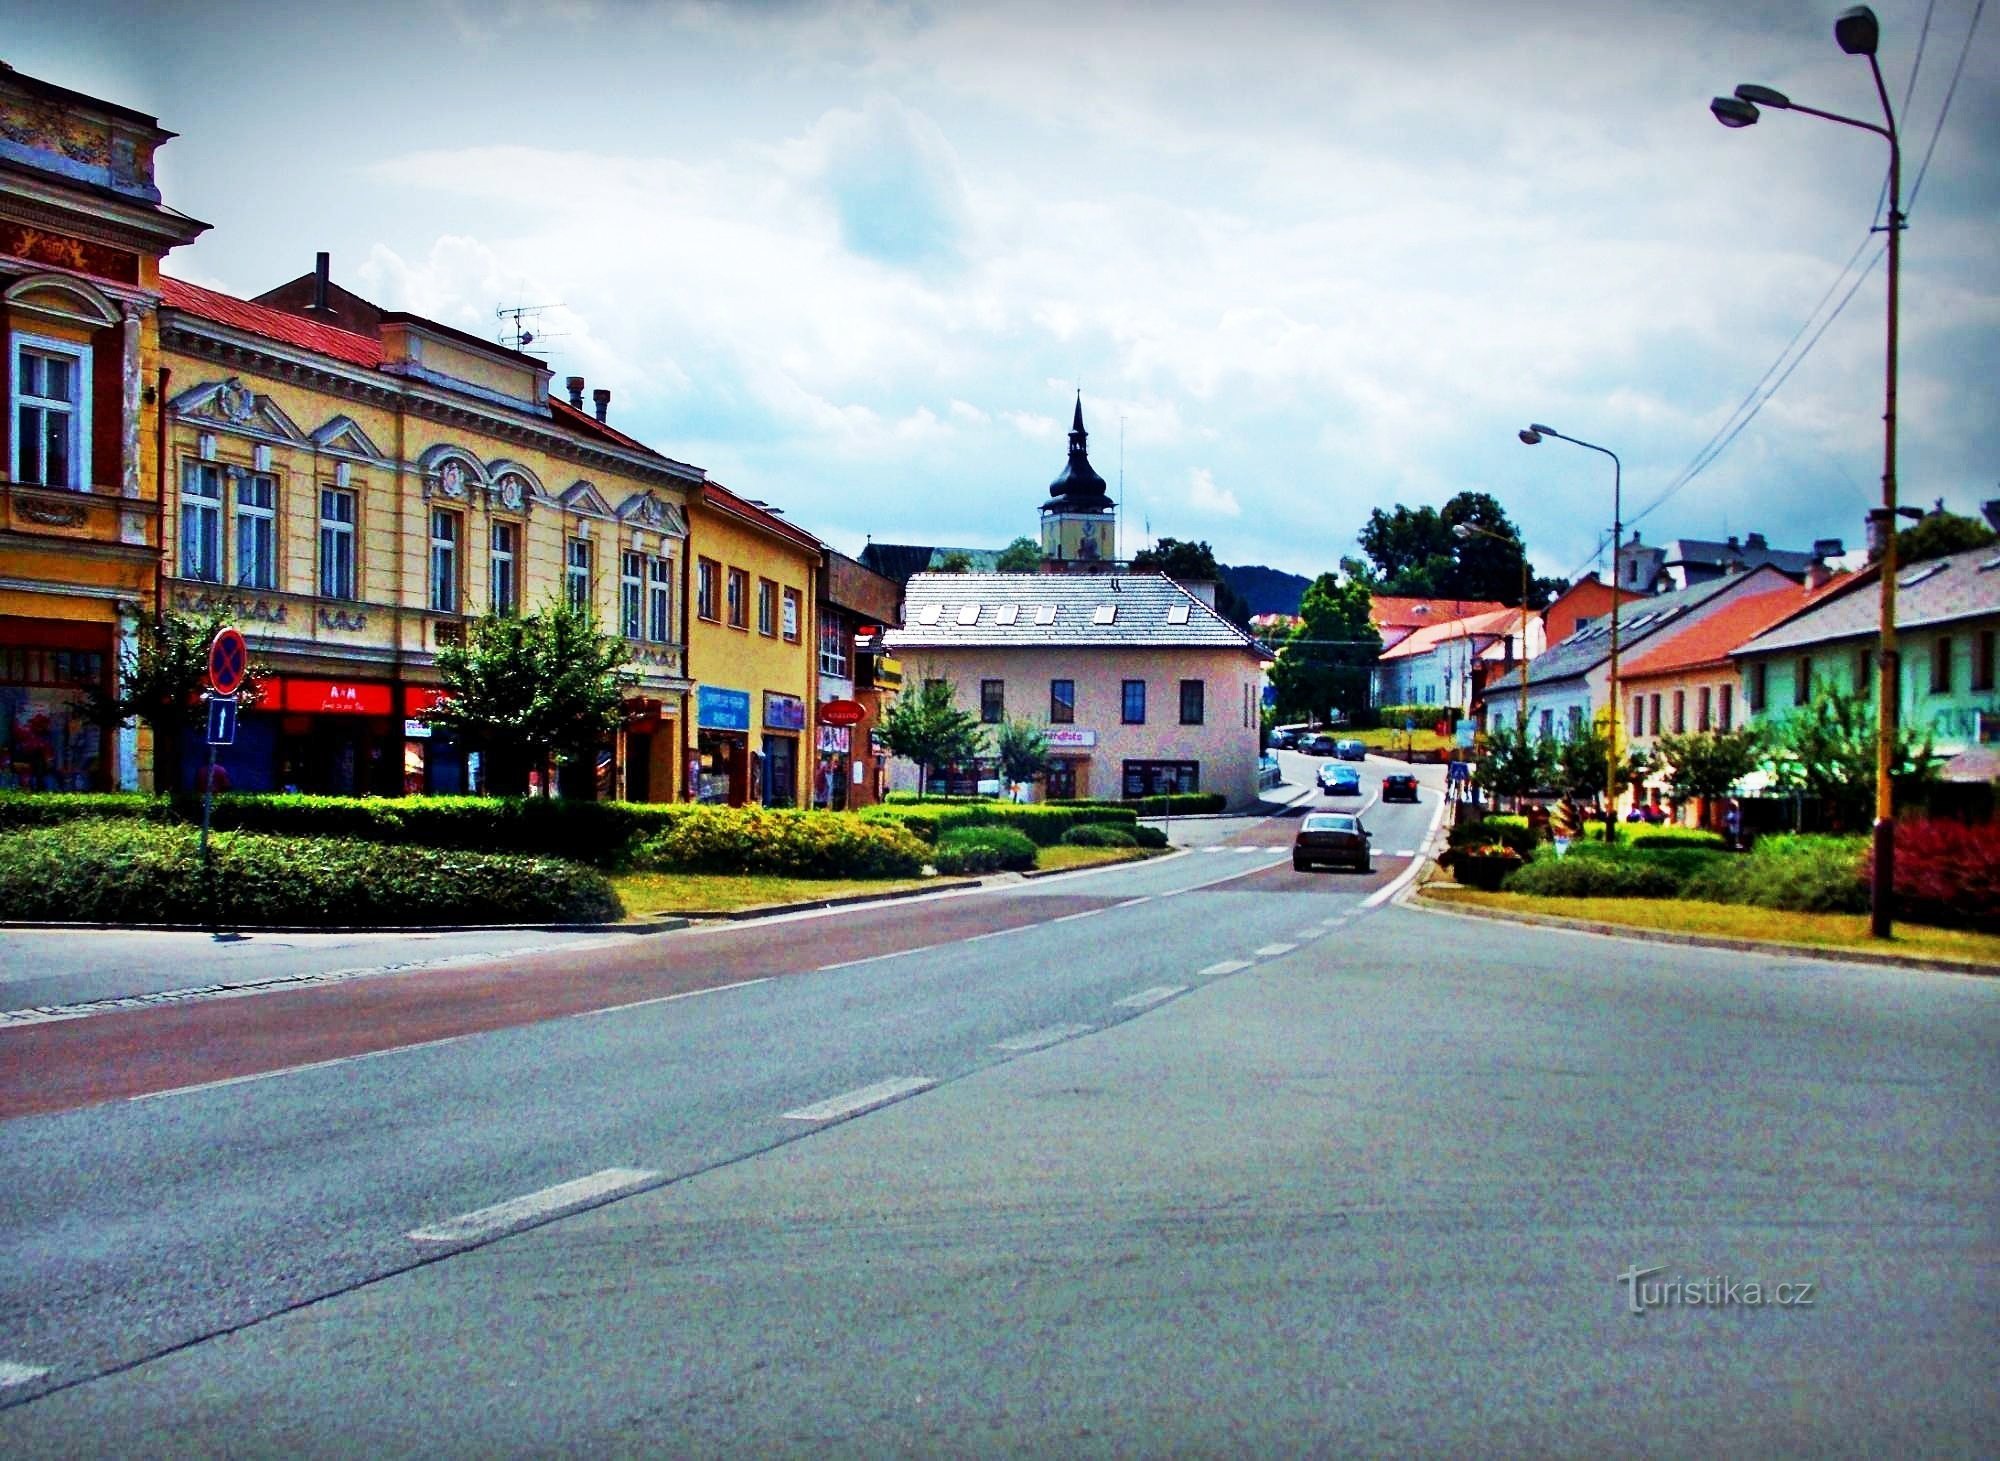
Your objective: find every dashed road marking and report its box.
[571,978,769,1018]
[0,1361,49,1388]
[1051,908,1104,924]
[1254,942,1298,957]
[1198,959,1253,975]
[1112,897,1153,909]
[407,1167,661,1243]
[1293,928,1326,941]
[1115,984,1188,1009]
[993,1023,1095,1053]
[782,1076,937,1122]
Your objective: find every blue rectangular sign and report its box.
[206,694,238,746]
[696,685,751,732]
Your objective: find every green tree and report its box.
[995,536,1043,572]
[1359,491,1541,605]
[994,716,1051,794]
[877,675,987,797]
[74,608,262,794]
[1763,681,1935,828]
[935,551,974,573]
[1874,506,1997,567]
[427,599,636,798]
[1654,728,1763,809]
[1472,723,1554,804]
[1130,537,1251,627]
[1551,725,1640,811]
[1268,572,1380,722]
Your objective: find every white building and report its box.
[1371,606,1544,712]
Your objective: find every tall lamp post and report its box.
[1452,521,1533,733]
[1519,424,1622,842]
[1711,5,1903,938]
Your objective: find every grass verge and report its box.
[1033,845,1159,873]
[1346,727,1453,754]
[1421,885,2000,969]
[610,870,944,916]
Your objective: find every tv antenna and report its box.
[496,303,564,357]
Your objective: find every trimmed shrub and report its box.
[1867,818,2000,932]
[933,825,1038,874]
[0,819,621,926]
[1131,824,1169,850]
[1682,834,1867,913]
[1623,826,1726,850]
[1447,818,1538,856]
[1061,824,1139,848]
[1049,793,1226,815]
[1442,844,1525,890]
[634,806,926,879]
[862,801,1137,846]
[1502,850,1681,899]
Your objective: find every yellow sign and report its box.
[875,655,904,689]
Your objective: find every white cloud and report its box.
[1185,467,1241,519]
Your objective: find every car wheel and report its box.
[1293,856,1309,871]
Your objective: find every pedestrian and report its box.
[1724,797,1743,850]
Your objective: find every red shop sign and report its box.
[283,677,393,715]
[404,685,454,716]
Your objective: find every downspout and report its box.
[153,366,170,617]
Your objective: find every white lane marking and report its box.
[1392,849,1417,858]
[1320,915,1350,928]
[1198,847,1226,855]
[1115,984,1188,1009]
[782,1076,937,1122]
[571,978,769,1018]
[993,1023,1095,1053]
[1361,788,1449,910]
[0,1361,50,1387]
[819,942,944,972]
[129,1034,472,1103]
[1293,928,1326,941]
[1254,943,1298,957]
[1051,908,1104,924]
[1198,959,1253,976]
[408,1167,661,1243]
[962,925,1030,943]
[1113,897,1154,909]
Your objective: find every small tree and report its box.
[877,675,986,797]
[1763,681,1934,829]
[74,608,263,794]
[994,716,1051,796]
[935,551,974,574]
[1551,725,1640,817]
[995,536,1043,572]
[1654,728,1763,819]
[1473,723,1553,806]
[428,599,635,798]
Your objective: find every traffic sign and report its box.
[207,627,248,696]
[206,693,238,746]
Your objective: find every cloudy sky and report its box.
[17,1,1997,581]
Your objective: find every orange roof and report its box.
[1378,605,1525,661]
[1371,594,1506,629]
[158,276,385,369]
[1620,575,1849,681]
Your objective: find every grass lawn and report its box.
[1346,726,1454,754]
[1032,844,1158,873]
[1422,884,2000,969]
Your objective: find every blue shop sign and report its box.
[697,685,752,731]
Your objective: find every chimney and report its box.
[565,376,585,409]
[1746,531,1767,550]
[313,252,330,314]
[1726,534,1739,550]
[1812,537,1844,560]
[592,387,610,423]
[1805,561,1835,590]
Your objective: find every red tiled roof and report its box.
[158,276,385,369]
[548,394,663,459]
[1378,606,1526,661]
[1370,594,1506,628]
[1620,575,1851,681]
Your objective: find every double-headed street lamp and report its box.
[1452,521,1533,734]
[1519,424,1622,842]
[1711,4,1903,938]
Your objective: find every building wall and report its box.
[1739,618,2000,756]
[883,644,1267,808]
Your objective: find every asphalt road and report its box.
[7,754,1990,1453]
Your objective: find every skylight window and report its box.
[1167,603,1191,625]
[916,603,943,625]
[995,604,1020,625]
[1898,562,1946,589]
[956,603,981,625]
[1092,604,1117,625]
[1034,604,1058,625]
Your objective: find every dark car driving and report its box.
[1293,812,1371,872]
[1382,773,1419,802]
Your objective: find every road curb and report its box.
[0,917,691,936]
[1407,889,1996,977]
[650,878,984,922]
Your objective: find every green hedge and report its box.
[633,806,927,879]
[1623,826,1726,850]
[1131,824,1169,850]
[0,819,621,926]
[933,825,1038,874]
[1681,835,1867,914]
[1048,794,1225,815]
[1503,850,1683,899]
[1061,824,1139,849]
[1376,703,1454,730]
[1447,818,1538,856]
[861,802,1138,846]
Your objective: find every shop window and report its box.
[697,558,720,621]
[648,555,673,642]
[1121,679,1146,725]
[490,520,519,614]
[181,461,223,582]
[782,587,801,643]
[620,551,643,638]
[1179,678,1204,725]
[566,538,592,615]
[235,472,277,589]
[1931,635,1953,694]
[319,488,357,600]
[10,334,91,488]
[2,643,108,791]
[1122,760,1198,797]
[981,679,1004,723]
[1050,678,1074,724]
[429,508,461,613]
[727,568,749,628]
[757,578,776,636]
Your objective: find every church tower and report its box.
[1038,394,1118,570]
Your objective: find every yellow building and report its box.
[686,482,822,806]
[153,259,700,797]
[0,64,207,790]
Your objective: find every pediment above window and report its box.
[168,376,308,444]
[617,491,686,538]
[309,414,389,463]
[560,480,616,518]
[417,443,489,502]
[4,272,121,330]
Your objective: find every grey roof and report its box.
[1485,570,1751,692]
[1736,544,2000,656]
[1664,536,1821,576]
[883,572,1272,659]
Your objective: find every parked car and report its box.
[1382,773,1419,803]
[1334,738,1367,761]
[1293,812,1371,872]
[1268,727,1297,750]
[1297,733,1338,755]
[1318,764,1361,795]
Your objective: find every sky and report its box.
[14,0,1997,584]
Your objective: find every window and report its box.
[757,578,776,636]
[1794,656,1814,706]
[1975,630,1996,693]
[1568,705,1584,737]
[1122,760,1199,797]
[490,520,518,614]
[697,558,720,621]
[782,587,801,643]
[1179,679,1205,725]
[1631,694,1645,737]
[727,568,749,628]
[1747,662,1767,714]
[319,488,356,600]
[1649,694,1661,739]
[981,679,1004,723]
[10,335,90,488]
[181,461,223,583]
[1698,686,1712,733]
[620,551,644,638]
[1671,690,1685,735]
[1931,636,1953,694]
[1050,679,1075,724]
[428,508,460,613]
[566,538,592,615]
[819,613,850,678]
[1538,708,1554,739]
[231,472,277,589]
[1719,684,1734,732]
[1121,679,1146,724]
[648,556,672,642]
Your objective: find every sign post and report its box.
[201,628,249,937]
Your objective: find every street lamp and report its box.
[1711,4,1903,938]
[1452,521,1533,734]
[1519,424,1622,842]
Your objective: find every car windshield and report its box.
[1303,814,1357,832]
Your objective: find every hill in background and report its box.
[1219,563,1311,618]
